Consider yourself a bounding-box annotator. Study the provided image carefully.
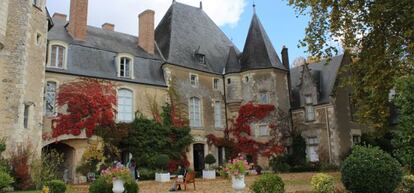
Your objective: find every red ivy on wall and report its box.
[207,102,286,163]
[52,78,117,138]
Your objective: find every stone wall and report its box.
[0,0,47,158]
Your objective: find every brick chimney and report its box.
[281,46,289,69]
[138,10,155,54]
[67,0,88,41]
[52,13,67,21]
[102,23,114,31]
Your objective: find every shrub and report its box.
[341,146,402,193]
[155,154,169,172]
[311,173,335,193]
[270,154,290,173]
[398,175,414,193]
[0,170,14,190]
[89,176,139,193]
[250,174,284,193]
[204,154,216,170]
[46,180,66,193]
[31,149,64,189]
[9,143,34,190]
[138,168,155,180]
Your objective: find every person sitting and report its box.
[169,165,187,191]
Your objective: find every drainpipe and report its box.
[324,107,332,163]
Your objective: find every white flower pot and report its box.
[232,175,246,193]
[155,172,170,182]
[112,179,125,193]
[202,170,216,179]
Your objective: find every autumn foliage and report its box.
[208,102,287,163]
[52,78,116,138]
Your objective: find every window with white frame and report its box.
[117,89,133,122]
[119,57,132,78]
[190,74,198,87]
[306,136,319,162]
[49,44,66,68]
[305,95,315,121]
[214,101,222,128]
[259,92,269,104]
[189,97,201,127]
[44,81,57,116]
[256,124,269,137]
[305,106,315,121]
[213,78,219,90]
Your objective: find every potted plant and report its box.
[155,154,170,182]
[203,153,217,179]
[100,166,132,193]
[220,154,250,193]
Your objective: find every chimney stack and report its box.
[138,10,155,54]
[52,13,67,21]
[68,0,88,41]
[281,46,289,69]
[102,23,114,31]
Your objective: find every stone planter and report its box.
[202,170,216,179]
[112,179,125,193]
[231,175,246,193]
[155,172,170,182]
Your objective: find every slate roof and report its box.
[155,2,239,74]
[290,55,345,108]
[225,46,241,74]
[240,13,286,71]
[47,17,166,87]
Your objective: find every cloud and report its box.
[47,0,247,36]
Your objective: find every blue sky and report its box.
[221,0,310,62]
[46,0,310,62]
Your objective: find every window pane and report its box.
[117,89,133,122]
[45,81,57,116]
[214,101,221,128]
[189,97,201,127]
[259,92,269,104]
[24,104,29,129]
[57,46,64,67]
[50,46,57,67]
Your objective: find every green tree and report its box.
[288,0,414,135]
[392,75,414,172]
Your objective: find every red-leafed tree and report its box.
[207,102,290,163]
[52,78,117,138]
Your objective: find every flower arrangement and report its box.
[100,166,132,183]
[220,155,251,179]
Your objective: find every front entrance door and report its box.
[193,143,205,172]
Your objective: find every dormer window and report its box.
[47,41,68,69]
[195,53,206,64]
[117,54,134,79]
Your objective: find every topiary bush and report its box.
[155,154,170,172]
[341,146,402,193]
[311,173,335,193]
[46,180,66,193]
[0,170,14,190]
[89,176,139,193]
[398,175,414,193]
[204,154,216,170]
[250,174,285,193]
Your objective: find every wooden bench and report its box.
[176,171,196,191]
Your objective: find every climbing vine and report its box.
[52,78,116,138]
[208,102,289,163]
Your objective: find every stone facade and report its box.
[290,55,361,164]
[0,0,48,158]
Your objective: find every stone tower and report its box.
[0,0,50,158]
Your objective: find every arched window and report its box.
[117,89,133,122]
[44,81,57,116]
[49,44,66,68]
[189,97,201,127]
